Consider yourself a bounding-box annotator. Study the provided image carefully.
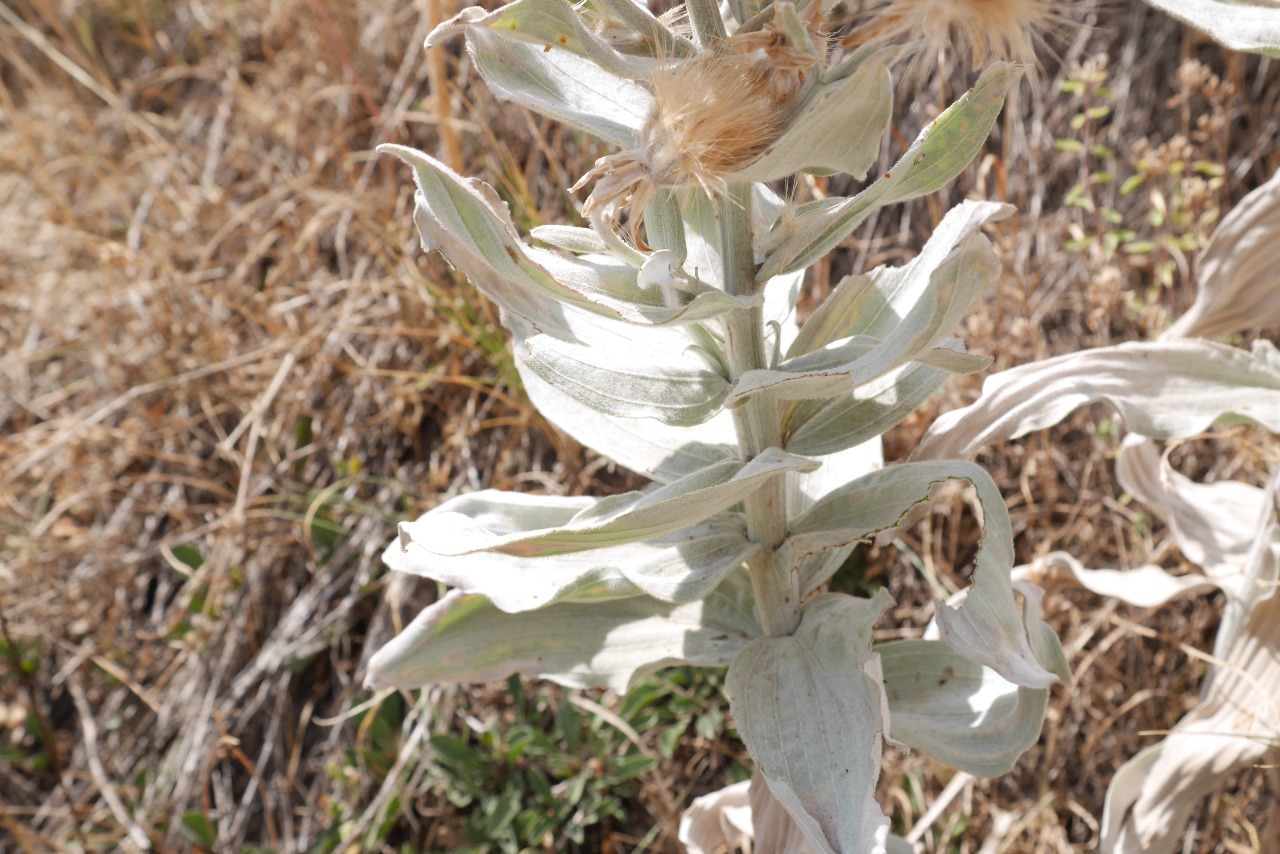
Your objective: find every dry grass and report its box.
[0,0,1277,851]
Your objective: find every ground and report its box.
[1,1,1277,852]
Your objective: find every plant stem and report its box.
[718,183,800,637]
[686,0,727,47]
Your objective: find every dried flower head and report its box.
[574,49,785,244]
[850,0,1061,71]
[731,1,827,103]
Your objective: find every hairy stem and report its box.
[686,0,727,47]
[718,183,800,637]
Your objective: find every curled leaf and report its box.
[913,339,1280,461]
[1138,0,1280,57]
[783,461,1059,688]
[366,574,760,694]
[387,499,759,610]
[396,449,816,558]
[1165,167,1280,339]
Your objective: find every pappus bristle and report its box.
[574,49,785,244]
[851,0,1062,73]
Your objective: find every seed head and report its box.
[852,0,1061,72]
[575,49,785,244]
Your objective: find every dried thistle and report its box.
[574,49,786,244]
[731,1,827,103]
[849,0,1061,71]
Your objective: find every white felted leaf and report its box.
[531,246,761,324]
[1115,435,1268,588]
[735,232,1000,403]
[682,771,902,854]
[428,0,656,79]
[401,448,817,559]
[1165,167,1280,339]
[466,27,650,146]
[1100,476,1279,852]
[727,591,895,854]
[530,224,610,254]
[516,355,738,483]
[515,321,731,426]
[1139,0,1280,56]
[759,64,1022,279]
[365,574,760,693]
[387,495,759,610]
[788,440,885,516]
[679,780,759,854]
[1012,550,1217,609]
[1101,574,1280,853]
[380,145,760,334]
[913,339,1280,461]
[1214,490,1280,660]
[783,441,885,601]
[783,461,1059,688]
[784,343,963,456]
[788,201,1014,358]
[879,638,1052,776]
[730,57,893,182]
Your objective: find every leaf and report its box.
[1101,556,1280,853]
[734,231,1000,403]
[530,224,609,254]
[782,461,1059,688]
[784,343,963,456]
[513,318,732,426]
[789,201,1012,359]
[880,628,1062,777]
[534,247,762,324]
[364,575,760,693]
[759,64,1022,279]
[679,773,864,854]
[913,339,1280,461]
[398,448,817,558]
[1012,550,1217,609]
[1138,0,1280,57]
[880,640,1046,776]
[387,499,760,610]
[429,0,656,79]
[381,145,760,335]
[180,812,218,848]
[727,591,895,854]
[1115,435,1269,588]
[730,57,893,182]
[515,350,738,483]
[465,27,650,146]
[785,441,885,600]
[678,780,757,854]
[1165,167,1280,339]
[787,440,884,517]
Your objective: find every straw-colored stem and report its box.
[426,0,463,172]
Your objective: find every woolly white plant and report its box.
[365,0,1085,849]
[912,166,1280,853]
